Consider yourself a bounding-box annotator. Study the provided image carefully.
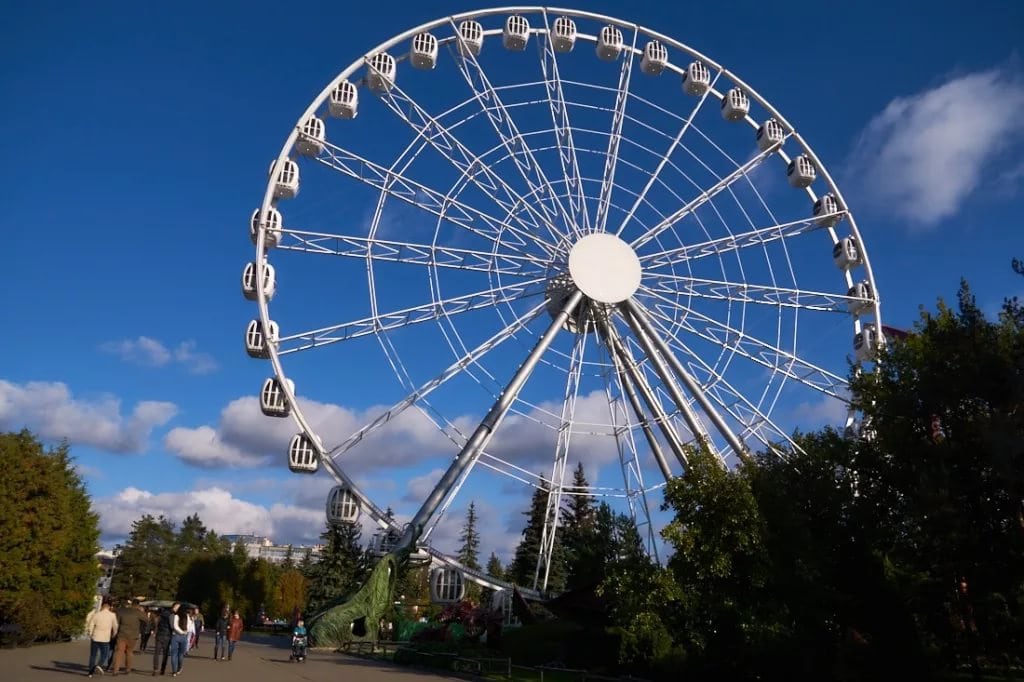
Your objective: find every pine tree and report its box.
[0,431,101,643]
[282,544,295,569]
[457,502,482,570]
[111,514,179,599]
[509,477,550,588]
[481,552,506,608]
[560,463,597,590]
[306,521,365,615]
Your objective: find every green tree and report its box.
[458,501,483,603]
[0,431,101,643]
[560,463,597,589]
[509,477,549,588]
[110,514,178,599]
[306,521,366,615]
[274,568,307,620]
[481,552,506,608]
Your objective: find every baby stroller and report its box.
[290,632,308,662]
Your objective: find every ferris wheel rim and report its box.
[249,5,883,590]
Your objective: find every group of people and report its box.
[85,598,244,677]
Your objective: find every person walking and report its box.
[192,608,204,652]
[184,608,195,657]
[86,600,118,678]
[111,598,147,676]
[151,604,176,676]
[213,607,230,661]
[226,609,244,661]
[169,607,189,676]
[139,610,154,653]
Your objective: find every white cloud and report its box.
[0,380,176,454]
[791,393,849,429]
[101,336,218,374]
[403,468,445,503]
[846,64,1024,227]
[164,395,455,470]
[94,486,325,546]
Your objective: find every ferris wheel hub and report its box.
[567,233,642,304]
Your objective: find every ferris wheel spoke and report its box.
[642,272,862,312]
[630,135,791,251]
[535,319,587,590]
[312,138,555,261]
[276,227,548,277]
[370,72,567,253]
[397,290,584,551]
[538,11,591,236]
[324,300,546,460]
[639,213,842,269]
[636,284,848,399]
[639,306,805,456]
[614,69,723,238]
[277,277,547,354]
[594,28,639,234]
[446,22,576,241]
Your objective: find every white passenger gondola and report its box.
[832,237,862,270]
[249,206,281,248]
[551,16,576,53]
[241,259,276,301]
[410,32,438,70]
[326,485,360,524]
[329,81,358,119]
[847,281,874,315]
[458,20,484,57]
[366,52,396,92]
[853,327,878,363]
[787,154,816,188]
[721,87,749,121]
[296,116,325,157]
[640,40,668,75]
[813,193,842,227]
[288,432,320,473]
[260,376,294,417]
[755,118,784,151]
[595,25,623,61]
[244,319,279,359]
[503,15,529,51]
[681,61,710,96]
[269,159,299,199]
[429,567,466,604]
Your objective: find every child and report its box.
[290,619,308,662]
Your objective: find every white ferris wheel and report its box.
[242,7,882,598]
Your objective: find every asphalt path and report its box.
[1,633,460,682]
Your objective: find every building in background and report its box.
[222,534,322,564]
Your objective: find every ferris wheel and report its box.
[241,7,882,599]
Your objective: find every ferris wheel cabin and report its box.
[813,193,842,227]
[329,81,359,119]
[596,25,624,61]
[833,237,863,270]
[430,567,466,604]
[326,485,360,525]
[682,61,711,96]
[269,159,299,199]
[244,319,279,359]
[721,88,750,121]
[410,32,438,70]
[296,116,325,157]
[241,259,276,301]
[503,15,530,51]
[756,118,784,151]
[551,16,577,53]
[458,20,484,56]
[847,281,874,315]
[641,40,668,75]
[249,206,281,248]
[260,376,295,417]
[853,327,878,362]
[787,155,817,188]
[288,433,320,474]
[366,52,396,92]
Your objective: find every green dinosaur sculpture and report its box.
[308,549,403,648]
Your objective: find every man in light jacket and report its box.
[86,600,118,678]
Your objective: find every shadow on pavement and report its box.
[29,660,89,676]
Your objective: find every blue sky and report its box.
[2,0,1023,563]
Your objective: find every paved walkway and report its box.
[0,633,459,682]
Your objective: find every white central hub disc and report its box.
[567,233,642,304]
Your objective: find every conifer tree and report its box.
[509,477,550,588]
[306,521,366,615]
[457,502,482,570]
[560,462,597,589]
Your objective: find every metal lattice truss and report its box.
[247,7,884,595]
